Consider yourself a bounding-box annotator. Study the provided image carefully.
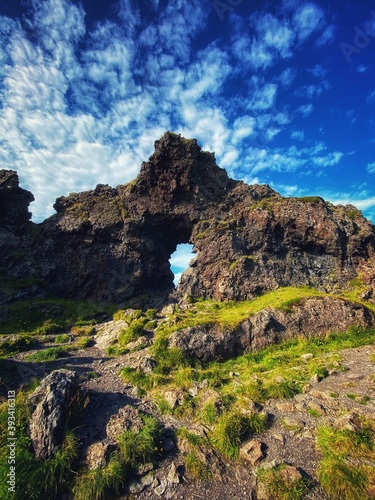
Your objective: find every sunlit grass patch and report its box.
[257,463,312,500]
[72,454,128,500]
[26,345,70,362]
[0,298,113,335]
[211,411,267,459]
[317,416,375,499]
[117,414,162,468]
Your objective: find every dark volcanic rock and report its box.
[168,297,375,362]
[1,132,375,305]
[28,369,78,460]
[0,170,34,235]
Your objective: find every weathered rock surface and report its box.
[1,132,375,306]
[0,170,34,235]
[106,405,143,442]
[169,296,375,362]
[28,369,78,460]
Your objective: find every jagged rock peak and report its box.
[132,131,232,202]
[0,169,34,234]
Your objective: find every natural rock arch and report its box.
[1,131,375,306]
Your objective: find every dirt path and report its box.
[9,336,375,499]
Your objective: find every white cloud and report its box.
[246,142,343,175]
[232,116,256,143]
[170,243,195,284]
[356,65,368,74]
[296,103,314,116]
[368,162,375,173]
[278,67,297,86]
[247,83,278,111]
[291,130,305,141]
[308,64,327,79]
[315,24,336,46]
[0,0,369,227]
[253,12,294,57]
[293,3,325,43]
[367,90,375,103]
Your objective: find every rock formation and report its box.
[28,369,78,460]
[169,297,375,362]
[1,132,375,306]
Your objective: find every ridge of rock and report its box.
[1,131,375,306]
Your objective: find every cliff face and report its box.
[1,132,375,305]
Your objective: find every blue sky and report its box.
[1,0,375,231]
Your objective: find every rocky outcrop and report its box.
[0,170,34,236]
[28,369,78,460]
[1,132,375,305]
[168,297,375,362]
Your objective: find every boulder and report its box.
[106,406,143,442]
[28,369,78,460]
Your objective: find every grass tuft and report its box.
[211,411,266,459]
[317,416,375,499]
[117,414,161,468]
[73,454,128,500]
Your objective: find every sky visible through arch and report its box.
[1,1,375,233]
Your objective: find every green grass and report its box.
[211,411,267,459]
[317,416,375,499]
[26,346,70,362]
[117,414,162,467]
[257,464,312,500]
[0,335,37,357]
[0,298,114,335]
[0,383,80,500]
[294,196,322,204]
[72,454,128,500]
[55,334,70,344]
[73,412,163,499]
[120,367,155,392]
[185,452,213,480]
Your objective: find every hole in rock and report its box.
[169,243,195,286]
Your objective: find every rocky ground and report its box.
[8,324,375,500]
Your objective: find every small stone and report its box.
[275,401,295,412]
[309,374,321,384]
[240,439,265,466]
[310,389,333,400]
[167,462,180,484]
[161,304,176,316]
[154,479,167,496]
[279,465,303,483]
[164,390,183,410]
[302,383,313,394]
[347,373,364,380]
[334,413,361,432]
[129,473,153,494]
[138,356,157,373]
[261,459,281,470]
[273,433,285,444]
[85,442,115,470]
[188,384,199,397]
[309,401,325,414]
[282,417,304,431]
[301,353,314,362]
[106,406,143,441]
[136,462,154,475]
